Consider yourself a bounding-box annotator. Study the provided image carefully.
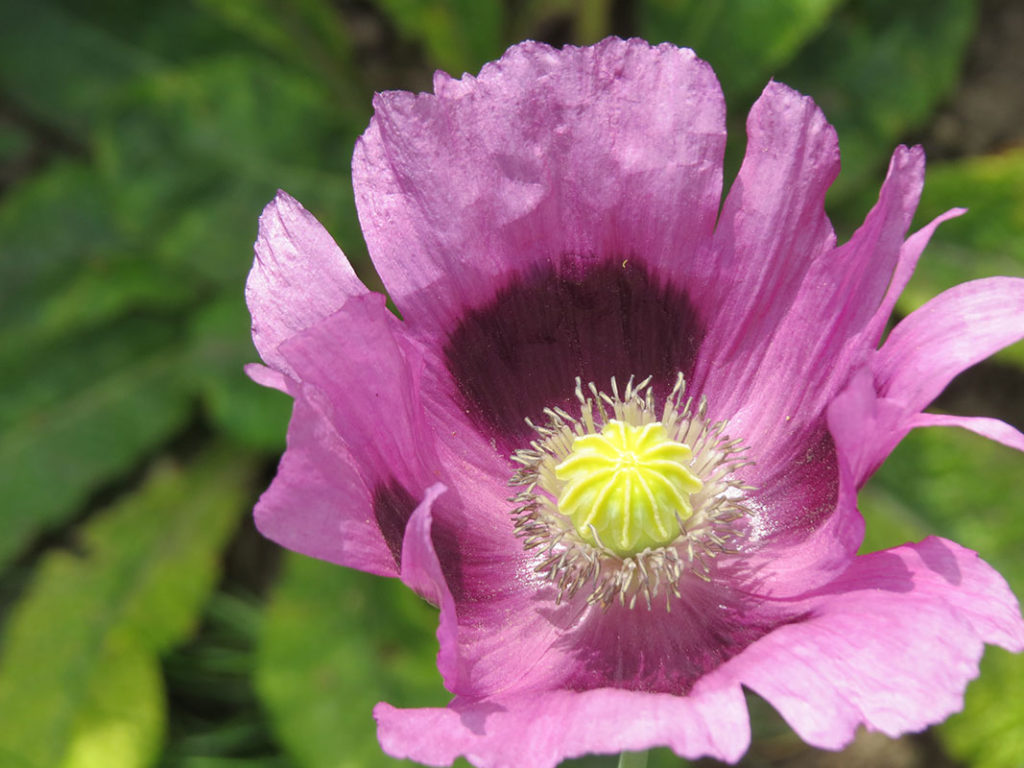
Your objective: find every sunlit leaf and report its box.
[188,296,291,452]
[58,639,164,768]
[0,449,256,768]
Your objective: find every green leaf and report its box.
[0,160,202,367]
[372,0,504,76]
[57,638,164,768]
[0,321,190,568]
[0,163,117,337]
[0,0,157,136]
[193,0,364,105]
[0,119,33,170]
[637,0,844,98]
[96,55,367,288]
[862,427,1024,579]
[188,296,291,452]
[256,554,452,768]
[0,448,257,768]
[780,0,976,203]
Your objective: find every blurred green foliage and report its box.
[0,1,1022,767]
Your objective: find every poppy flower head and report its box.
[247,37,1024,768]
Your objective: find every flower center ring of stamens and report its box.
[509,374,752,609]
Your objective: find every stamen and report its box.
[508,373,751,609]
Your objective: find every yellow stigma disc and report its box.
[554,420,703,556]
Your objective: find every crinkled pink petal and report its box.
[717,148,934,593]
[246,191,367,379]
[685,146,927,597]
[256,292,440,573]
[397,483,463,690]
[729,538,1024,749]
[824,277,1024,483]
[277,292,438,491]
[396,449,572,698]
[376,680,750,768]
[719,146,922,453]
[353,38,725,335]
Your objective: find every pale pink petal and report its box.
[246,191,367,379]
[907,412,1024,452]
[875,276,1024,416]
[376,678,750,768]
[353,38,725,335]
[243,362,293,394]
[729,538,1024,749]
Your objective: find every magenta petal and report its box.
[254,395,398,576]
[876,276,1024,412]
[246,191,367,379]
[353,38,725,333]
[720,146,922,446]
[695,81,838,418]
[731,538,1024,749]
[258,292,441,572]
[698,148,928,589]
[398,483,464,692]
[376,678,750,768]
[277,292,438,494]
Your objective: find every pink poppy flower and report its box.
[246,38,1024,768]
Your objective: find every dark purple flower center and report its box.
[444,257,705,451]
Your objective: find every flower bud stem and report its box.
[617,750,649,768]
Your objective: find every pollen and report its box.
[554,421,702,556]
